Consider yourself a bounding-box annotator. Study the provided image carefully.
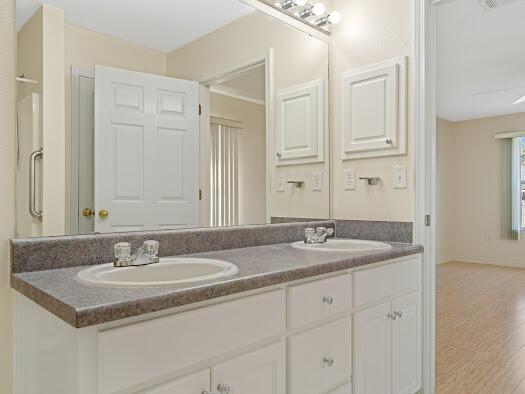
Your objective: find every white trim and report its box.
[238,0,332,44]
[439,258,525,269]
[494,130,525,139]
[200,59,265,87]
[69,67,94,235]
[209,86,265,106]
[265,48,274,224]
[414,0,436,393]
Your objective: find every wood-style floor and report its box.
[437,261,525,393]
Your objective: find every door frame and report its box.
[70,67,94,235]
[414,0,438,393]
[199,49,274,226]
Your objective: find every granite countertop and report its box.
[11,240,423,328]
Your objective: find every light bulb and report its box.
[293,0,307,6]
[311,2,325,16]
[328,11,341,24]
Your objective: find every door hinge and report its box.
[199,189,202,200]
[425,215,431,227]
[198,104,202,115]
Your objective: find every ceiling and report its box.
[437,0,525,121]
[16,0,254,53]
[211,65,266,105]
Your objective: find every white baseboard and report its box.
[440,257,525,269]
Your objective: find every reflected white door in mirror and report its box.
[94,66,200,233]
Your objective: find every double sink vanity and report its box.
[11,221,422,394]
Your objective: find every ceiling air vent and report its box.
[478,0,524,10]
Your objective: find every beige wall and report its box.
[436,118,454,264]
[437,113,525,267]
[167,11,330,220]
[210,93,266,225]
[0,0,16,393]
[64,24,167,232]
[330,0,414,222]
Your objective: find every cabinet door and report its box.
[354,302,392,394]
[141,369,210,394]
[211,342,285,394]
[392,292,421,394]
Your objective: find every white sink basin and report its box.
[76,257,239,288]
[292,238,392,253]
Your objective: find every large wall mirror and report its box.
[15,0,330,236]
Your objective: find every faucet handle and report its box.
[114,242,131,267]
[143,240,159,258]
[315,227,327,236]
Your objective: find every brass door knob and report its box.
[98,209,109,219]
[82,208,94,217]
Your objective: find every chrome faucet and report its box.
[114,240,160,267]
[304,227,334,244]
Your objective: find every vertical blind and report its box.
[210,117,241,227]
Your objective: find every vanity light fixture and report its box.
[514,94,525,105]
[280,0,307,9]
[316,11,342,26]
[265,0,341,33]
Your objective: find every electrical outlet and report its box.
[344,168,356,190]
[393,165,407,189]
[313,171,323,191]
[276,175,285,192]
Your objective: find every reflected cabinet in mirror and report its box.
[15,0,330,236]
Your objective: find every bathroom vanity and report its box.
[11,222,422,394]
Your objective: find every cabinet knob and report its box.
[386,138,393,144]
[395,310,403,318]
[323,356,335,367]
[388,312,397,320]
[217,383,231,393]
[322,295,334,305]
[82,208,94,217]
[98,209,109,219]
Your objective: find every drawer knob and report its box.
[217,383,231,393]
[322,295,334,305]
[323,356,335,367]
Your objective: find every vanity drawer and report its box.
[353,257,421,308]
[288,317,351,394]
[287,274,351,329]
[97,290,285,393]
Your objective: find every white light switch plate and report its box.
[276,175,285,192]
[393,165,407,189]
[344,168,356,190]
[312,171,323,191]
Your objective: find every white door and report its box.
[94,65,199,232]
[211,342,285,394]
[392,292,421,394]
[141,369,210,394]
[354,302,392,394]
